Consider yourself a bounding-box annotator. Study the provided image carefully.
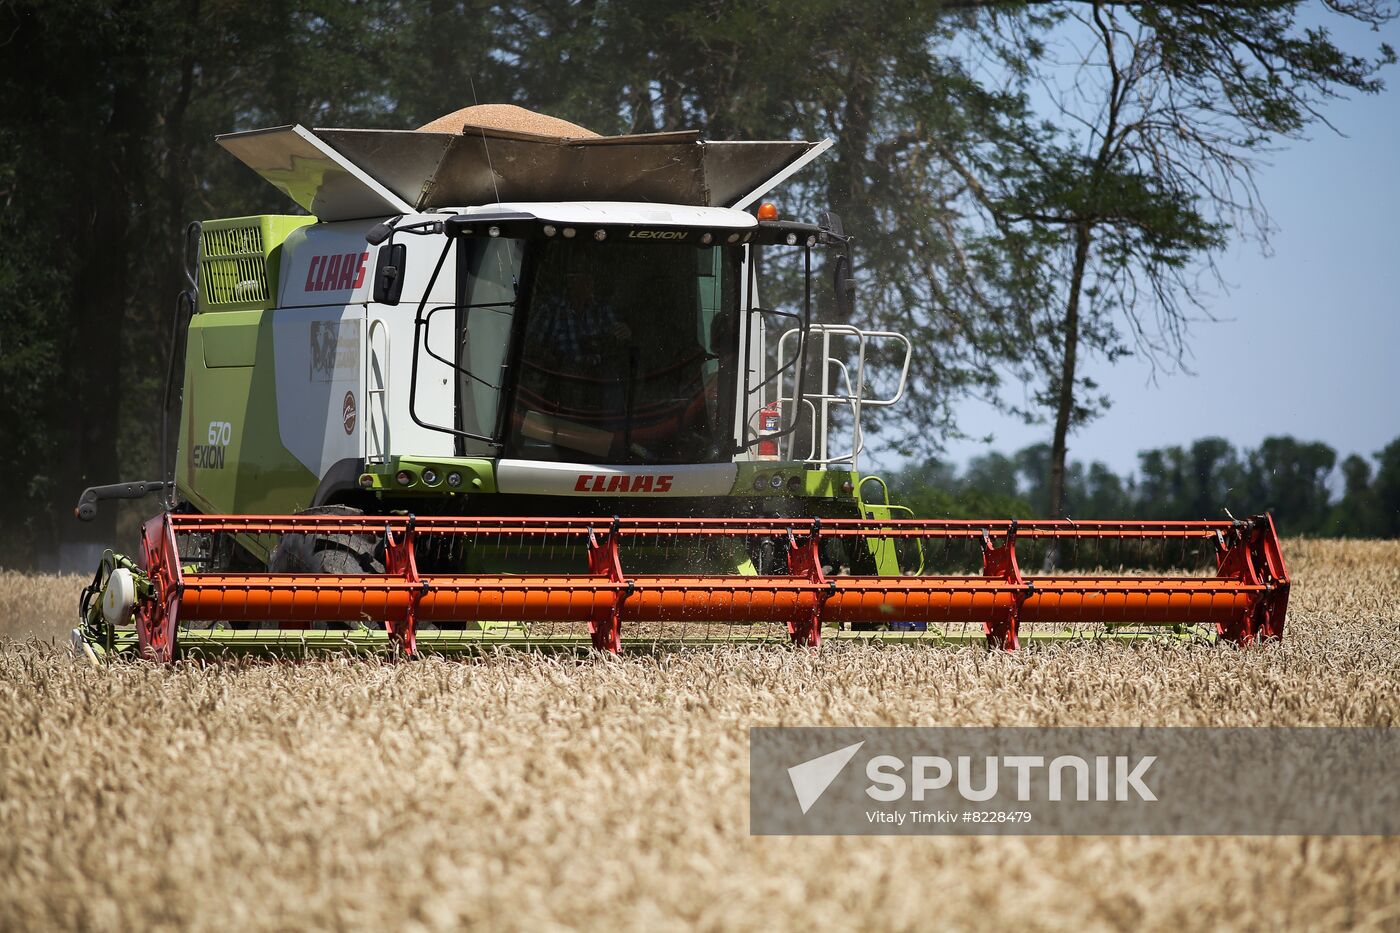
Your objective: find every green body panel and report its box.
[859,503,901,576]
[179,216,328,560]
[355,458,907,574]
[200,310,262,367]
[727,462,858,499]
[359,457,498,495]
[178,309,320,559]
[358,459,864,502]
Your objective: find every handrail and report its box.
[773,324,912,469]
[859,474,892,507]
[367,318,390,464]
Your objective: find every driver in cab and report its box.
[533,272,632,370]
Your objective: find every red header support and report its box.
[1214,514,1291,645]
[785,524,830,647]
[586,522,630,654]
[980,525,1027,650]
[383,517,424,656]
[137,512,184,662]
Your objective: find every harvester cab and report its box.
[73,112,1290,662]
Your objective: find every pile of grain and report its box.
[417,103,598,138]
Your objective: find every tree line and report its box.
[0,1,1392,566]
[891,435,1400,537]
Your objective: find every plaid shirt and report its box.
[533,297,625,367]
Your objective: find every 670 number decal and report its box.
[193,420,233,469]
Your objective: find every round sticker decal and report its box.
[343,390,357,434]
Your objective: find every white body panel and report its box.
[279,217,457,309]
[365,297,456,462]
[497,460,738,497]
[272,302,366,475]
[274,218,460,474]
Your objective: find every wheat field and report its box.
[1,539,1397,931]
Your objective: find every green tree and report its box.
[1,1,1394,567]
[1330,453,1379,536]
[0,0,402,564]
[940,2,1393,525]
[1134,438,1246,521]
[1013,443,1053,515]
[1135,447,1189,520]
[1081,460,1131,519]
[962,451,1022,500]
[1243,437,1338,534]
[890,456,1034,521]
[1373,438,1400,537]
[1186,438,1244,521]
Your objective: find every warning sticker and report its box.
[310,320,360,382]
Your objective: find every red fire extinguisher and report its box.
[757,402,781,459]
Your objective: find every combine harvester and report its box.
[72,106,1290,661]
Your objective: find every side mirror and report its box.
[832,253,855,319]
[373,243,407,305]
[819,211,855,318]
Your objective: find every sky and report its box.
[925,10,1400,478]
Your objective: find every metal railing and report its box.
[774,324,912,470]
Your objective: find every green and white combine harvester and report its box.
[72,108,1290,662]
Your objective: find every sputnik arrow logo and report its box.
[787,741,865,814]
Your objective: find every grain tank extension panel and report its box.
[217,124,828,220]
